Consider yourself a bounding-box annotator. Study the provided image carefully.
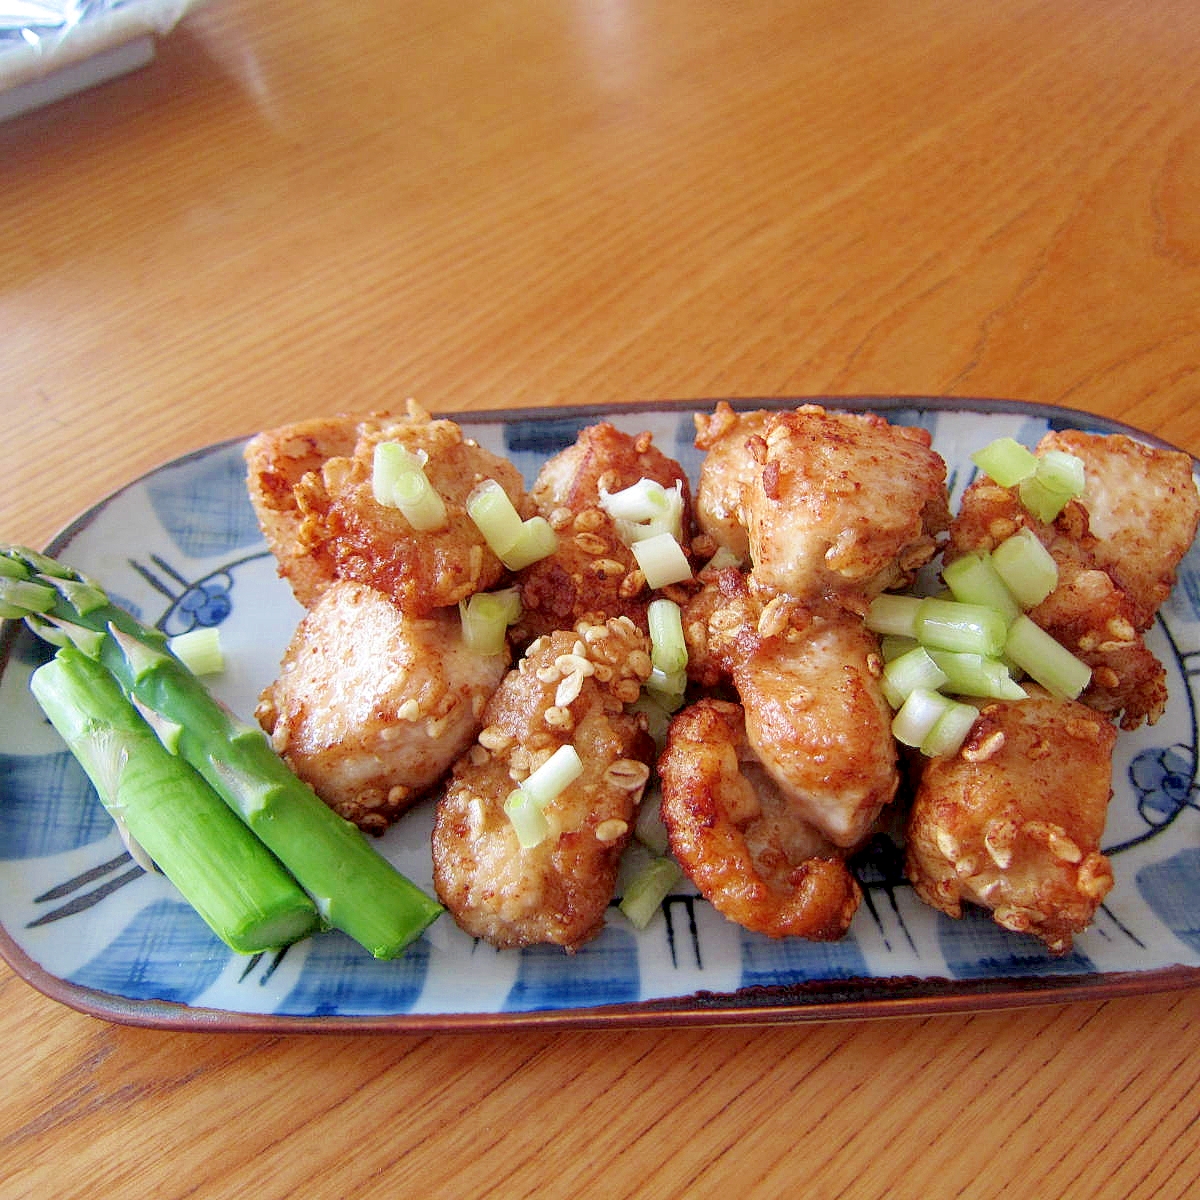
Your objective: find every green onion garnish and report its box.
[914,596,1009,657]
[990,528,1058,608]
[467,481,559,570]
[619,855,683,929]
[1004,614,1092,700]
[459,588,521,656]
[971,436,1039,487]
[372,442,448,531]
[630,531,692,589]
[941,551,1020,624]
[881,645,950,709]
[865,593,923,639]
[503,744,584,849]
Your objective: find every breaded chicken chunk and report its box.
[1036,429,1199,630]
[282,403,531,615]
[692,404,773,563]
[659,698,861,940]
[514,423,695,641]
[682,570,899,848]
[244,411,389,606]
[431,616,656,950]
[905,687,1118,955]
[695,403,950,612]
[256,579,508,834]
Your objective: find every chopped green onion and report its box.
[914,597,1009,657]
[881,646,950,709]
[521,744,583,807]
[503,789,551,849]
[1004,614,1092,700]
[941,552,1020,624]
[467,479,526,556]
[646,665,688,711]
[880,633,921,662]
[619,855,683,929]
[627,692,674,747]
[971,437,1039,487]
[927,649,1027,700]
[1017,450,1086,523]
[467,482,558,570]
[892,687,956,748]
[372,443,447,531]
[501,517,559,571]
[599,478,685,543]
[991,529,1058,608]
[168,627,225,676]
[920,699,980,758]
[648,598,687,674]
[892,687,978,756]
[631,532,692,589]
[459,588,521,656]
[633,787,671,855]
[865,593,923,639]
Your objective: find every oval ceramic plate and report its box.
[2,397,1199,1032]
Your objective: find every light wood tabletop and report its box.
[3,0,1200,1196]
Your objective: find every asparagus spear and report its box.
[1,545,443,958]
[30,647,321,954]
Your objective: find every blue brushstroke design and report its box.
[277,934,430,1016]
[936,908,1095,977]
[68,899,229,1003]
[1136,849,1200,955]
[739,930,869,988]
[144,442,262,558]
[0,750,113,859]
[503,924,640,1010]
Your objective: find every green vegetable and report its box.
[1005,614,1092,700]
[372,442,448,531]
[971,436,1039,487]
[881,645,950,709]
[1,545,443,959]
[941,551,1020,624]
[30,647,320,954]
[459,587,521,656]
[914,596,1009,657]
[466,480,558,570]
[598,478,685,543]
[630,531,692,589]
[891,687,979,757]
[990,528,1058,608]
[619,855,682,929]
[167,627,225,676]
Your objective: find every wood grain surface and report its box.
[2,1,1199,1196]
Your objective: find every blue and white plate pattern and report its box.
[2,398,1199,1031]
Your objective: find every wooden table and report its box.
[3,1,1199,1195]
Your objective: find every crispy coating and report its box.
[905,687,1118,955]
[288,403,531,615]
[945,428,1200,729]
[244,412,389,607]
[431,617,656,950]
[659,698,861,940]
[682,571,899,847]
[1037,429,1199,630]
[692,404,773,562]
[694,403,950,612]
[514,422,695,641]
[256,580,508,834]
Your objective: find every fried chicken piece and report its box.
[431,616,656,950]
[244,412,389,606]
[659,698,861,940]
[682,570,899,847]
[290,402,531,615]
[513,423,695,641]
[1036,429,1199,630]
[905,687,1118,954]
[256,579,508,834]
[694,403,950,612]
[692,403,772,563]
[946,426,1200,729]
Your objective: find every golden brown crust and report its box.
[659,699,861,940]
[904,687,1118,955]
[514,422,695,641]
[431,617,656,950]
